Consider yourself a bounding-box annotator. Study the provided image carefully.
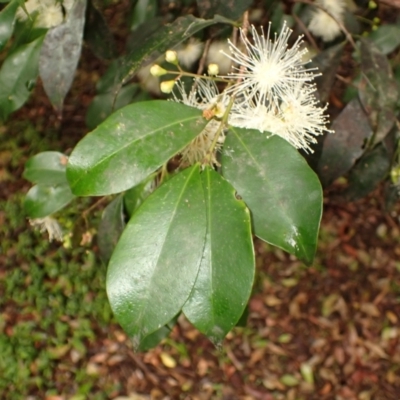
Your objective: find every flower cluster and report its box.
[224,22,332,153]
[172,79,229,165]
[153,22,332,163]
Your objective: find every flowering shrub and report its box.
[2,0,399,349]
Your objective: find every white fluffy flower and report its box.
[30,216,63,242]
[222,23,318,106]
[173,79,229,165]
[16,0,64,28]
[206,40,232,75]
[176,39,204,69]
[229,83,332,153]
[308,0,346,42]
[35,3,63,28]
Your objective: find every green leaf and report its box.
[23,151,69,186]
[129,0,157,31]
[84,0,116,60]
[359,38,399,144]
[23,184,75,218]
[0,35,44,121]
[138,316,177,351]
[39,0,87,113]
[98,196,125,264]
[196,0,252,19]
[183,167,254,343]
[369,24,400,55]
[114,14,235,88]
[85,84,139,130]
[123,178,154,217]
[0,0,20,51]
[67,101,208,196]
[311,43,345,103]
[317,98,373,187]
[106,165,207,349]
[222,128,322,265]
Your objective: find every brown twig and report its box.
[292,12,320,52]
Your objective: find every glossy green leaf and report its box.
[98,196,125,264]
[359,38,399,144]
[222,128,322,265]
[114,14,234,88]
[183,167,254,342]
[107,165,207,349]
[85,84,139,130]
[311,43,345,103]
[317,98,373,187]
[0,35,44,121]
[23,184,75,218]
[39,0,87,113]
[196,0,252,19]
[67,101,208,196]
[23,151,69,186]
[0,0,20,51]
[84,0,116,60]
[369,24,400,55]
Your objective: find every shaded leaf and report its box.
[369,24,400,55]
[222,128,322,265]
[317,98,373,187]
[138,316,178,351]
[67,101,208,196]
[311,43,345,103]
[183,167,254,342]
[98,196,125,264]
[0,0,20,51]
[113,14,234,90]
[359,38,399,144]
[23,151,69,186]
[196,0,252,20]
[85,84,139,129]
[0,35,44,121]
[23,184,75,218]
[106,165,207,349]
[129,0,157,31]
[39,0,87,113]
[384,182,400,212]
[84,0,116,60]
[342,145,391,202]
[123,178,154,217]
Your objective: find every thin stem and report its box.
[292,0,358,51]
[292,12,320,51]
[166,68,229,83]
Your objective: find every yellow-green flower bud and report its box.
[150,64,167,77]
[160,80,176,94]
[368,0,377,9]
[208,63,219,76]
[165,50,178,65]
